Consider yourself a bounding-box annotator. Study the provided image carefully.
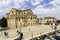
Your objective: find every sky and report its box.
[0,0,60,19]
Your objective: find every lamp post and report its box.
[40,32,43,40]
[15,18,17,28]
[53,22,57,35]
[20,25,21,32]
[19,23,22,40]
[31,33,33,40]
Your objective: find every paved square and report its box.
[0,25,60,40]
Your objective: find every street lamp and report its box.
[15,18,17,28]
[31,33,33,40]
[20,23,22,32]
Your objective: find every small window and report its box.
[24,12,25,15]
[19,18,20,21]
[22,13,23,15]
[12,11,14,13]
[53,21,54,22]
[31,17,32,20]
[47,21,48,23]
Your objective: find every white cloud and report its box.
[0,0,24,8]
[0,0,10,8]
[13,0,24,3]
[33,5,60,19]
[0,0,60,19]
[50,0,60,7]
[0,0,25,18]
[31,0,43,5]
[33,5,60,14]
[25,0,30,1]
[33,0,60,15]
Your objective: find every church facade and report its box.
[6,8,38,28]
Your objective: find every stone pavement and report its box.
[0,25,60,40]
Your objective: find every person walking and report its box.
[54,23,57,30]
[54,23,57,34]
[4,31,8,38]
[17,30,20,35]
[50,23,53,29]
[19,32,23,40]
[52,23,56,30]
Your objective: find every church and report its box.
[6,8,38,28]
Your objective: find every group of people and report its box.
[50,22,58,35]
[4,31,8,38]
[16,30,23,40]
[50,22,57,30]
[4,30,23,40]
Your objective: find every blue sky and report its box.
[0,0,60,19]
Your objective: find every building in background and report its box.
[56,20,60,25]
[6,8,38,28]
[38,17,57,25]
[6,8,57,28]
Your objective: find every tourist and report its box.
[17,30,20,35]
[20,32,23,39]
[54,26,57,31]
[4,31,8,38]
[50,23,53,29]
[54,23,57,34]
[18,32,23,40]
[29,28,30,32]
[54,23,57,30]
[52,23,56,30]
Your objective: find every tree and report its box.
[0,19,2,26]
[0,19,2,30]
[1,17,7,28]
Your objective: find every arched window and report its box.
[23,12,25,15]
[31,16,32,20]
[22,12,24,15]
[12,11,14,13]
[47,21,48,23]
[28,17,30,18]
[53,21,54,22]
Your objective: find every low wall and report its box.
[27,30,59,40]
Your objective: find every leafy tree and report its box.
[0,19,2,26]
[1,17,7,28]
